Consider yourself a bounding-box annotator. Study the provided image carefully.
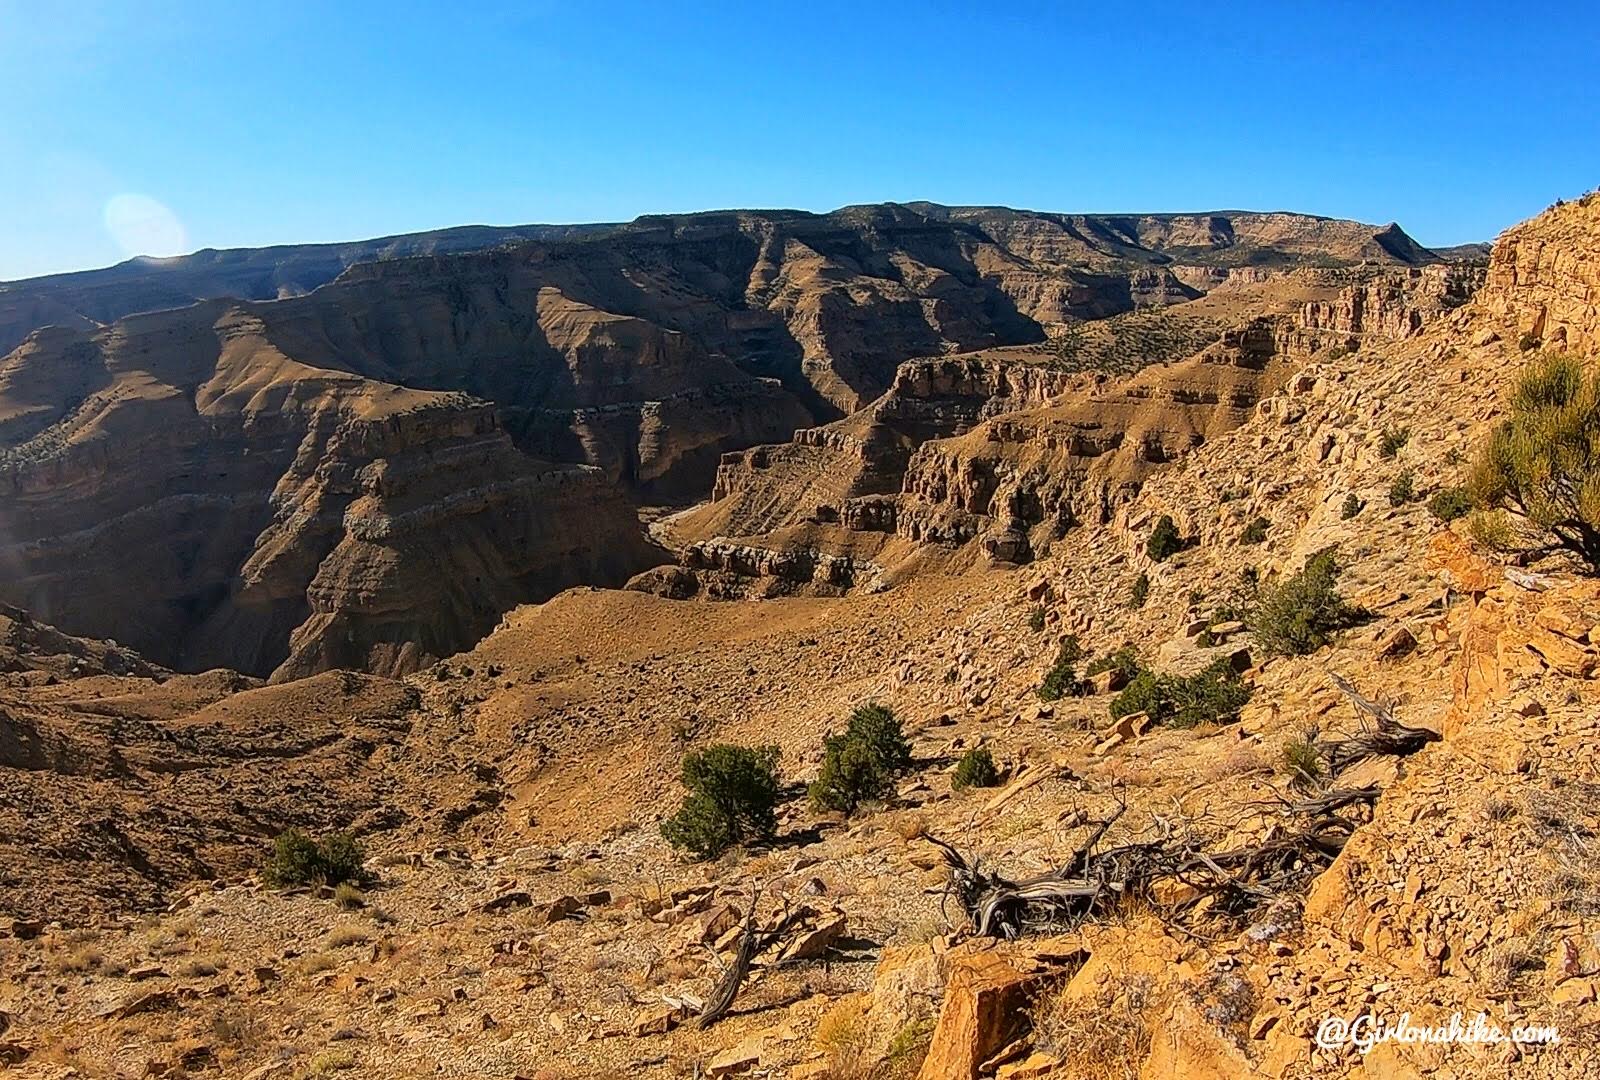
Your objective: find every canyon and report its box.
[0,204,1459,680]
[1,193,1597,1080]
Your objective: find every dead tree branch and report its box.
[696,886,809,1030]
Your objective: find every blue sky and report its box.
[2,1,1596,280]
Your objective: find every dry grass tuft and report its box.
[176,955,225,978]
[1032,975,1157,1080]
[51,945,105,974]
[325,924,372,949]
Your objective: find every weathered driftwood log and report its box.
[1323,672,1441,774]
[928,797,1360,938]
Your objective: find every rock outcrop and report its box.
[1481,191,1600,352]
[1297,264,1485,347]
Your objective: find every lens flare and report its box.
[103,193,188,259]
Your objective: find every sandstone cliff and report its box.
[1481,191,1600,352]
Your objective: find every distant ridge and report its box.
[0,203,1445,357]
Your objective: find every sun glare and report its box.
[103,192,188,260]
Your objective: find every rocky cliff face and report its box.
[0,303,658,678]
[1298,263,1484,345]
[680,316,1291,581]
[1481,191,1600,352]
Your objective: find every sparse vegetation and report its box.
[660,743,782,859]
[1519,331,1541,352]
[1051,309,1224,376]
[1085,645,1142,683]
[264,830,367,889]
[1145,515,1182,562]
[305,1047,357,1076]
[1108,658,1251,729]
[810,704,911,815]
[1036,636,1084,701]
[1250,546,1364,657]
[1240,516,1269,545]
[1027,604,1046,632]
[1378,425,1411,459]
[51,945,105,974]
[1469,351,1600,571]
[1128,572,1150,609]
[1428,485,1471,523]
[951,746,999,791]
[325,924,372,949]
[1467,507,1520,551]
[1032,975,1156,1080]
[1340,492,1363,520]
[332,882,365,910]
[1388,469,1417,506]
[1280,730,1325,791]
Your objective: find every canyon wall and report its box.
[1481,191,1600,353]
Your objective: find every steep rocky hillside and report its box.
[0,196,1593,1079]
[0,204,1439,680]
[660,262,1480,596]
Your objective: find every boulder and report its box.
[1375,624,1418,659]
[532,895,584,925]
[631,1003,689,1036]
[476,889,532,914]
[778,913,846,963]
[708,1036,763,1076]
[917,953,1050,1080]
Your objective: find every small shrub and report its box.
[1279,731,1324,791]
[1185,588,1206,608]
[661,743,781,859]
[1128,572,1150,609]
[1428,486,1471,523]
[809,704,911,814]
[839,702,911,772]
[1107,659,1250,729]
[1519,331,1541,352]
[1469,351,1600,571]
[264,830,366,889]
[1387,470,1417,506]
[1251,547,1364,657]
[1240,516,1269,545]
[951,747,1000,791]
[1146,516,1183,562]
[307,1048,356,1075]
[1037,636,1084,701]
[1378,425,1411,459]
[1340,492,1363,520]
[1467,508,1520,552]
[1085,646,1141,683]
[176,955,222,978]
[811,739,891,814]
[332,883,365,910]
[52,946,104,974]
[1028,605,1046,633]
